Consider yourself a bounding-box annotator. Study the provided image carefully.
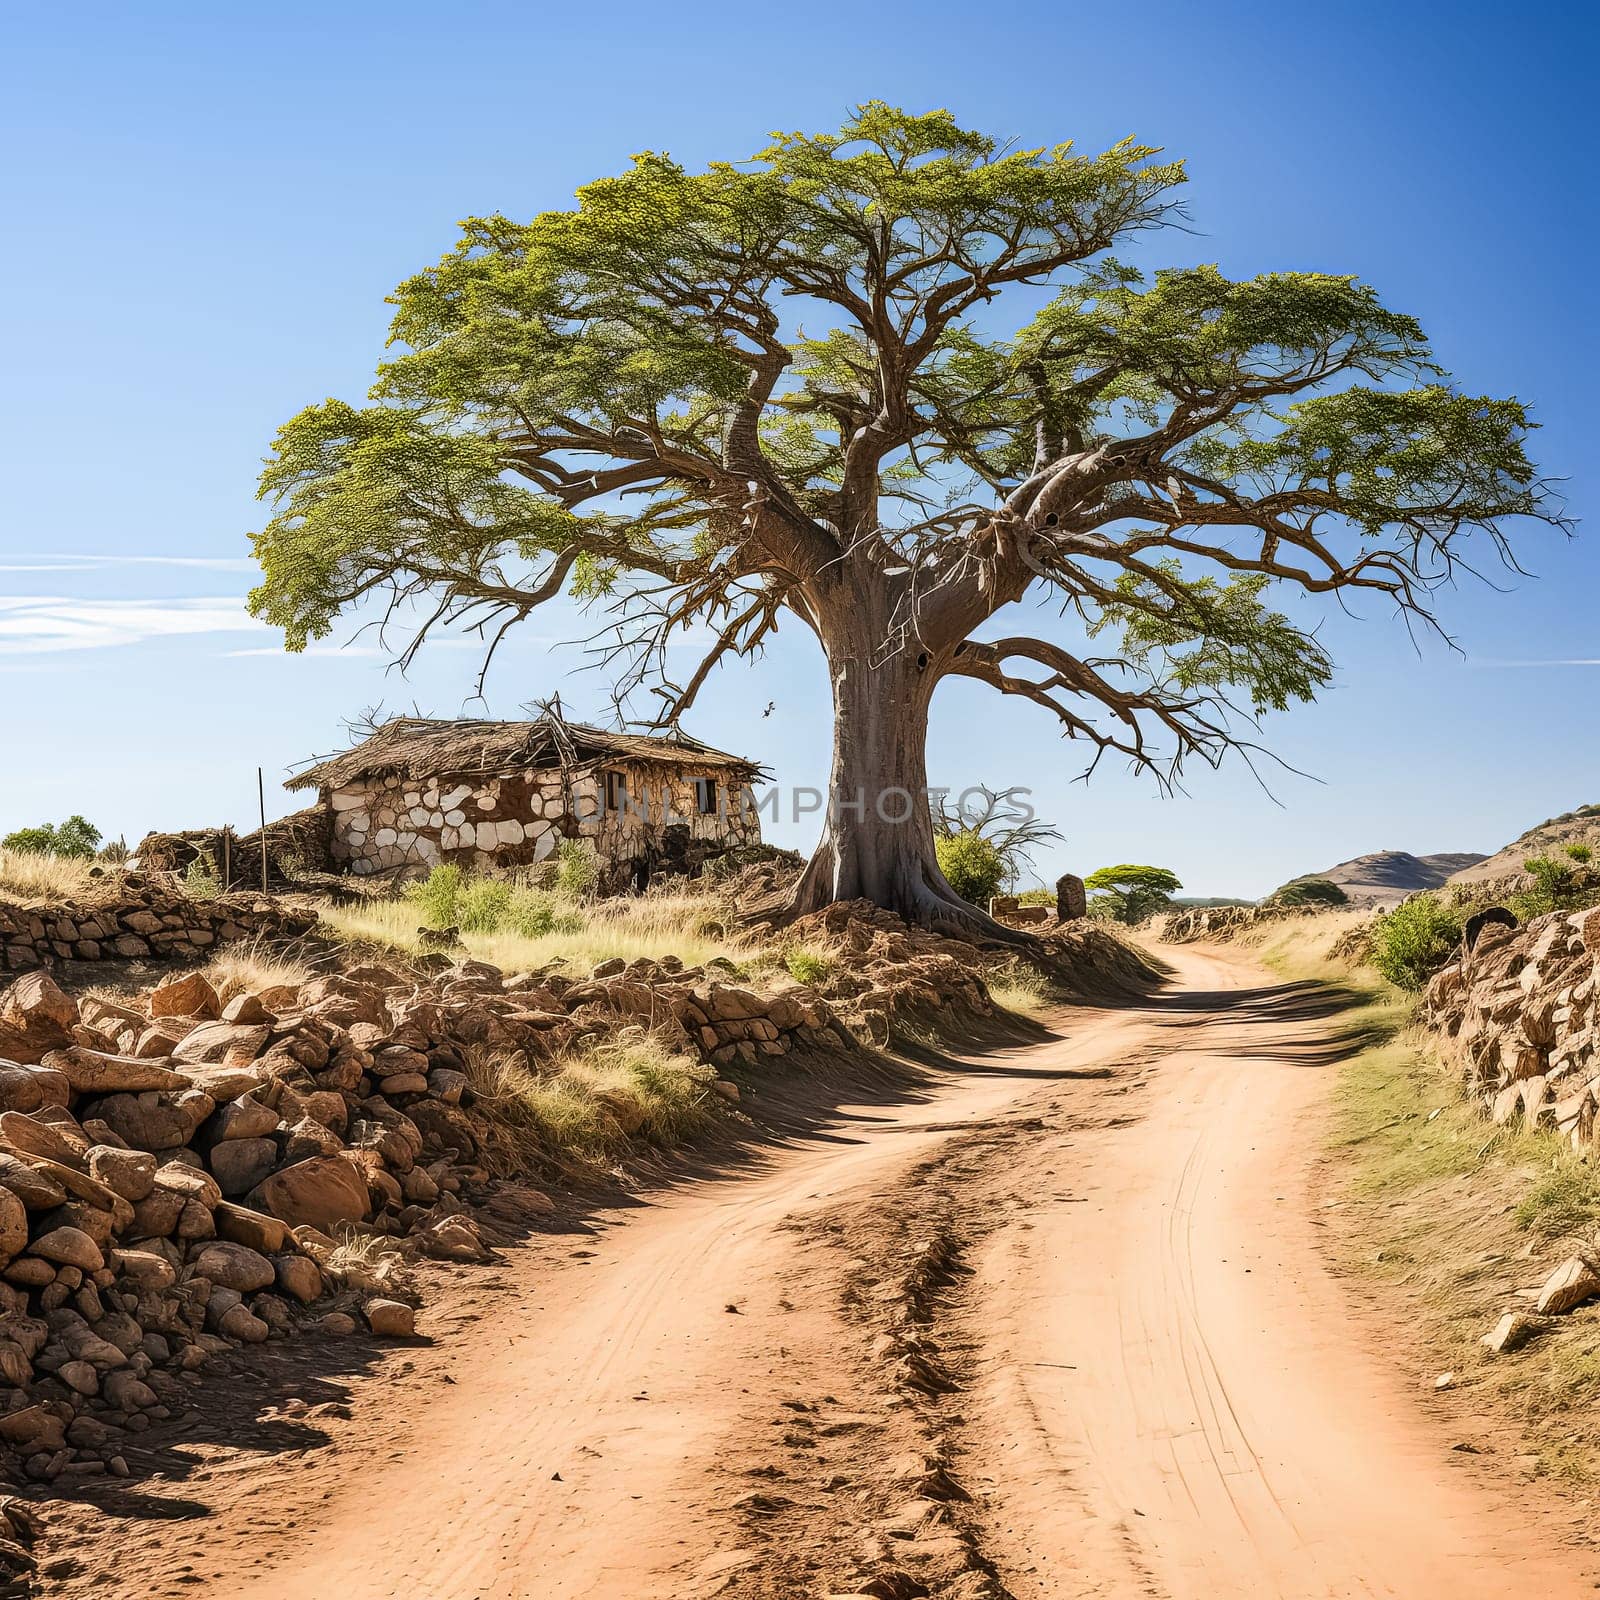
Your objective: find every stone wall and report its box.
[328,760,761,880]
[0,886,315,973]
[1425,905,1600,1143]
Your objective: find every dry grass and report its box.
[320,885,748,976]
[465,1032,722,1178]
[986,956,1054,1019]
[1244,906,1380,982]
[204,940,314,1003]
[314,1230,418,1299]
[0,847,100,906]
[1315,938,1600,1482]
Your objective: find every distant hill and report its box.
[1448,803,1600,885]
[1294,849,1488,906]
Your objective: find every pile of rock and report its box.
[401,952,853,1083]
[0,882,315,973]
[1425,905,1600,1144]
[1147,903,1290,943]
[778,899,1150,1039]
[0,970,449,1504]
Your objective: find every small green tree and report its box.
[932,786,1063,893]
[1085,863,1182,924]
[1268,876,1349,908]
[936,831,1008,906]
[2,816,103,859]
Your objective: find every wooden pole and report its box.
[258,768,269,891]
[222,828,231,891]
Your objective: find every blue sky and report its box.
[1,0,1594,896]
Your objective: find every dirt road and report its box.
[61,946,1595,1600]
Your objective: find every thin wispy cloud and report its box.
[224,642,388,659]
[1472,656,1600,668]
[0,597,265,654]
[0,553,255,574]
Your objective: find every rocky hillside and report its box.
[1297,849,1488,906]
[1448,804,1600,885]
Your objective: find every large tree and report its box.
[251,104,1559,936]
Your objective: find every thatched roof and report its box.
[287,715,761,793]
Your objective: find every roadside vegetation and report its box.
[1249,909,1600,1481]
[466,1033,721,1180]
[1,814,103,859]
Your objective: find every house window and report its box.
[604,770,627,814]
[694,777,718,816]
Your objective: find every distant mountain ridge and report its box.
[1448,803,1600,885]
[1298,849,1488,906]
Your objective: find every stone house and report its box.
[288,713,764,886]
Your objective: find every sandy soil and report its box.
[41,946,1597,1599]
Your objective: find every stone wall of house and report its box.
[328,762,761,879]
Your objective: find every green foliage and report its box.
[1514,853,1600,919]
[1269,876,1349,908]
[784,949,832,986]
[1016,887,1057,907]
[1524,855,1575,901]
[183,856,221,900]
[1084,863,1182,924]
[1369,895,1462,990]
[2,816,102,859]
[937,830,1008,906]
[932,786,1062,892]
[405,863,559,939]
[556,840,600,900]
[1088,561,1333,716]
[247,101,1554,847]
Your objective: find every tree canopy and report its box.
[1085,863,1182,924]
[249,103,1561,931]
[1,816,103,860]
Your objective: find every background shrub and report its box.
[1269,876,1349,909]
[1370,895,1462,989]
[936,830,1007,906]
[1,816,102,859]
[556,840,600,900]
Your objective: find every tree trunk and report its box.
[777,601,1032,945]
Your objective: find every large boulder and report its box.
[172,1023,272,1069]
[84,1093,195,1152]
[40,1047,188,1095]
[0,1153,66,1210]
[87,1146,157,1204]
[148,972,221,1021]
[190,1240,275,1293]
[208,1137,279,1197]
[0,1063,71,1114]
[250,1155,370,1231]
[27,1225,103,1272]
[0,973,79,1064]
[203,1095,280,1146]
